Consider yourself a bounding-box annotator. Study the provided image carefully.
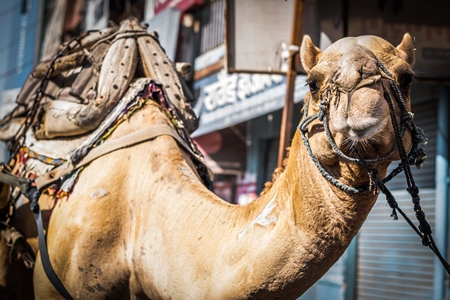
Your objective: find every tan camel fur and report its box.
[3,33,415,299]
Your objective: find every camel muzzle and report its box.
[298,57,426,193]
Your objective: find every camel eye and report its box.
[308,81,319,93]
[399,73,413,89]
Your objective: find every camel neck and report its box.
[202,130,386,297]
[125,120,385,298]
[277,131,384,246]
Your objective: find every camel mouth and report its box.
[333,114,392,155]
[333,114,389,140]
[328,84,392,151]
[347,117,387,141]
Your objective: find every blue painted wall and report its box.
[0,0,42,96]
[0,0,43,160]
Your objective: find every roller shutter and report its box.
[357,98,438,299]
[384,99,438,190]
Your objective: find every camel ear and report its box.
[300,35,322,72]
[396,33,415,66]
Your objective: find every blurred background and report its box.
[0,0,449,299]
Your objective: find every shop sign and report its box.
[192,70,308,136]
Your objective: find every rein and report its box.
[298,58,450,275]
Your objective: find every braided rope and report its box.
[298,60,426,192]
[298,98,365,193]
[299,57,450,274]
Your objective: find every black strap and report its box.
[28,188,74,300]
[0,171,73,298]
[356,150,450,276]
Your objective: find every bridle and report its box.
[299,60,425,193]
[298,57,450,274]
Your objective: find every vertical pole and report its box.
[277,0,304,167]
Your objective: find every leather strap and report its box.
[29,124,205,300]
[0,124,205,300]
[28,188,74,300]
[35,124,203,190]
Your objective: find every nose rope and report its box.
[299,56,450,275]
[320,81,401,164]
[307,74,411,165]
[299,97,365,193]
[298,60,426,193]
[298,92,420,193]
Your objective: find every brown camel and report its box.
[3,32,416,299]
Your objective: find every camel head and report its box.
[299,34,415,167]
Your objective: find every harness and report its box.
[298,58,450,275]
[0,117,211,300]
[0,48,212,300]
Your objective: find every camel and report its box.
[1,31,417,299]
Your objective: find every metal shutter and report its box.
[357,99,438,299]
[357,189,436,299]
[385,99,438,190]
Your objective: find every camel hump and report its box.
[0,18,198,145]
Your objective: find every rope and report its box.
[322,112,398,164]
[298,98,365,193]
[298,95,416,192]
[299,126,365,194]
[381,77,433,247]
[299,57,450,275]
